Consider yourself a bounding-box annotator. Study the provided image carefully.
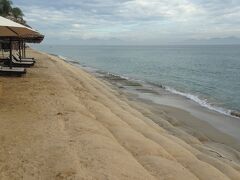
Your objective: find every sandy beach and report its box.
[0,49,240,180]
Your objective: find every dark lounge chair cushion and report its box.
[0,66,26,76]
[4,57,34,67]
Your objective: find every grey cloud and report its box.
[14,0,240,44]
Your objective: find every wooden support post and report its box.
[18,40,22,61]
[24,43,26,58]
[9,39,13,69]
[21,40,24,58]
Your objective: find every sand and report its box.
[0,49,239,180]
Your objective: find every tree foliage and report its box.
[12,7,23,18]
[0,0,12,16]
[0,0,26,24]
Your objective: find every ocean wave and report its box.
[57,55,68,61]
[105,72,130,80]
[165,86,232,116]
[147,82,165,89]
[57,55,83,66]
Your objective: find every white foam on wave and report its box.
[165,86,231,116]
[106,72,131,80]
[57,55,68,61]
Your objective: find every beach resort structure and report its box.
[0,16,43,75]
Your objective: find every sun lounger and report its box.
[13,55,35,63]
[0,66,26,76]
[16,53,35,60]
[20,57,35,60]
[4,57,34,67]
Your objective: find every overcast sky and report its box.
[13,0,240,45]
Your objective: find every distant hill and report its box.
[184,36,240,45]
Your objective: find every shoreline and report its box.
[34,45,240,120]
[50,53,240,119]
[89,63,240,148]
[55,51,240,172]
[95,71,240,119]
[51,53,240,141]
[0,48,240,179]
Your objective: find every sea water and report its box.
[34,45,240,117]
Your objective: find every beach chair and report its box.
[4,57,34,67]
[16,52,35,61]
[13,54,35,63]
[0,66,26,76]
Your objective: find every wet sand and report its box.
[0,49,239,179]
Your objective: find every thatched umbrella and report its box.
[0,16,44,67]
[19,34,44,59]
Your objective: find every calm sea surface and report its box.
[35,45,240,115]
